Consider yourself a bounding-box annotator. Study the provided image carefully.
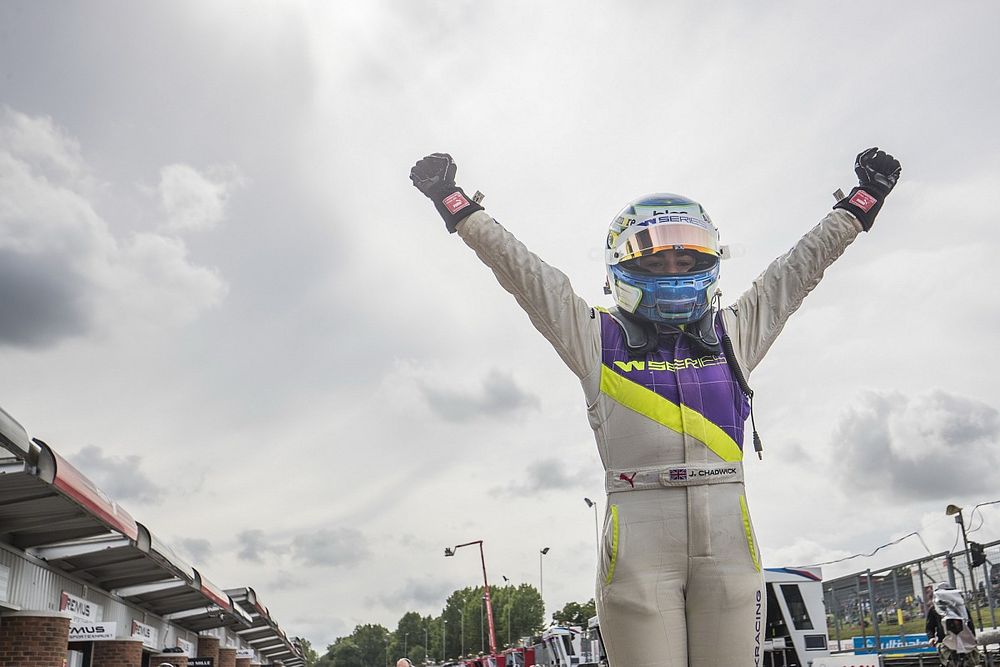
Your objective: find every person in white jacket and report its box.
[927,583,981,666]
[411,148,900,667]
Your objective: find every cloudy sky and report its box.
[2,0,1000,649]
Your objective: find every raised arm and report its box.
[723,148,901,375]
[410,154,600,381]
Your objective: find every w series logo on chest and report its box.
[612,355,727,373]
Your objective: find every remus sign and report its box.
[130,620,159,650]
[60,591,101,622]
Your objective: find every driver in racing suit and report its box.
[410,148,901,667]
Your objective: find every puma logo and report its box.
[619,472,636,488]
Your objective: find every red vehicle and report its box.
[454,656,507,667]
[500,646,534,667]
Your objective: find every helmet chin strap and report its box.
[654,310,720,354]
[653,289,723,353]
[611,297,722,358]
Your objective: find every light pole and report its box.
[444,540,499,656]
[403,632,409,657]
[459,608,464,659]
[501,575,511,646]
[584,498,600,556]
[947,504,985,628]
[539,547,550,602]
[424,628,428,659]
[384,636,389,667]
[443,618,448,662]
[507,603,512,646]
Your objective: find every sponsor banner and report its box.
[852,633,933,654]
[69,621,117,641]
[236,649,255,659]
[189,659,214,667]
[812,656,880,667]
[130,620,159,650]
[176,637,195,657]
[60,592,101,622]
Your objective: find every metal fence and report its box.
[823,538,1000,654]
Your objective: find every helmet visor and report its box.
[621,249,718,275]
[612,219,721,264]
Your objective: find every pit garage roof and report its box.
[227,587,305,665]
[0,405,294,640]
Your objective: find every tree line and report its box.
[301,585,596,667]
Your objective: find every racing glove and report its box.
[834,147,902,232]
[410,153,483,233]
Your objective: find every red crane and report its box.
[444,540,498,657]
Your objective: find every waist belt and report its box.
[605,462,744,493]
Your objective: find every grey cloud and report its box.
[420,370,541,423]
[269,570,309,591]
[68,445,162,503]
[236,529,287,563]
[236,527,367,568]
[834,390,999,500]
[369,578,455,609]
[291,527,370,568]
[0,248,90,346]
[0,107,228,349]
[176,537,212,565]
[491,457,593,498]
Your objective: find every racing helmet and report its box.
[605,193,724,324]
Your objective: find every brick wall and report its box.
[92,639,144,667]
[0,613,71,667]
[197,635,220,662]
[149,654,188,667]
[217,647,236,667]
[234,658,252,667]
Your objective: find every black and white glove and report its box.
[834,147,901,231]
[410,153,483,233]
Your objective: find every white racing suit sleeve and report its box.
[456,210,602,388]
[721,208,864,375]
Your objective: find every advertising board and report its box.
[852,633,934,654]
[68,621,117,641]
[130,620,159,650]
[60,591,101,622]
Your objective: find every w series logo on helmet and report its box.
[635,214,704,228]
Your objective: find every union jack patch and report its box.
[669,468,688,481]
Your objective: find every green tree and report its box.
[438,586,480,659]
[422,612,444,663]
[392,611,426,661]
[509,584,545,640]
[351,624,390,667]
[407,644,427,665]
[446,583,544,655]
[552,599,596,627]
[327,637,363,667]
